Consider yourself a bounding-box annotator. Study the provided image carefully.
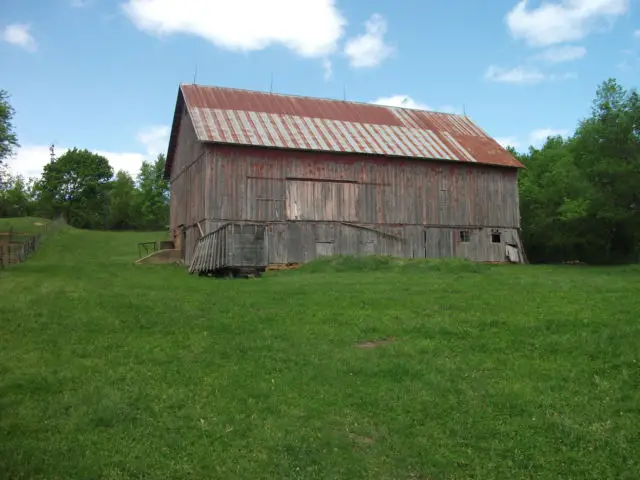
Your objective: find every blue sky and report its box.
[2,0,639,178]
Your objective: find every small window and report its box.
[459,230,471,243]
[491,232,502,244]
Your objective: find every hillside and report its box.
[0,216,51,234]
[1,225,639,479]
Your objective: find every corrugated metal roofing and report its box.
[167,84,522,176]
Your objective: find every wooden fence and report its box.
[0,221,58,269]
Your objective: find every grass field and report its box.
[0,216,52,234]
[1,221,639,479]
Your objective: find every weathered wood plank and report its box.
[169,132,523,265]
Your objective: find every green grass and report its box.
[1,221,639,479]
[0,216,52,234]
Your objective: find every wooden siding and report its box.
[168,132,522,264]
[285,180,358,221]
[207,145,520,228]
[169,107,206,263]
[262,222,518,264]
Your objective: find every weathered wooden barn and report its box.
[164,84,525,273]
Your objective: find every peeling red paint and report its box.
[166,84,523,179]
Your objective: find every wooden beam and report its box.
[340,222,405,241]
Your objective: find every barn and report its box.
[164,83,525,273]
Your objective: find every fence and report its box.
[0,220,61,269]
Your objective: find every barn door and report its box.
[423,228,453,259]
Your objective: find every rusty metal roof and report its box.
[166,84,522,177]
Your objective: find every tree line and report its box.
[514,78,639,264]
[0,90,168,230]
[1,79,639,262]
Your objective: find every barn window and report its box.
[491,231,502,243]
[459,230,471,243]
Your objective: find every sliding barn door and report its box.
[285,180,359,222]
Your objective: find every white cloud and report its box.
[484,65,547,85]
[529,128,569,146]
[634,29,640,38]
[534,44,587,63]
[484,65,576,85]
[2,24,37,52]
[322,59,333,81]
[6,126,170,180]
[344,13,394,68]
[372,95,430,110]
[137,125,170,156]
[371,95,462,114]
[496,137,521,150]
[7,146,147,180]
[96,151,148,176]
[121,0,346,58]
[506,0,629,47]
[6,146,66,179]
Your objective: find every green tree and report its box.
[0,89,19,168]
[570,79,640,262]
[38,148,113,228]
[518,78,640,264]
[135,153,169,230]
[518,136,591,262]
[108,170,137,229]
[0,173,35,217]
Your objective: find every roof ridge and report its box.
[173,83,523,169]
[179,82,468,118]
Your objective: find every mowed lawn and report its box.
[1,224,639,479]
[0,216,52,235]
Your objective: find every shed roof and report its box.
[166,83,522,177]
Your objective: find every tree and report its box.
[0,89,19,168]
[0,173,35,217]
[135,153,169,230]
[570,79,640,262]
[518,136,592,262]
[108,170,137,229]
[38,148,113,228]
[518,78,640,264]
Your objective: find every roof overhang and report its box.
[164,83,524,178]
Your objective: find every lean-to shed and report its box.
[164,83,525,271]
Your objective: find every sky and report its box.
[1,0,639,179]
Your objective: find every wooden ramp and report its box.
[189,223,267,276]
